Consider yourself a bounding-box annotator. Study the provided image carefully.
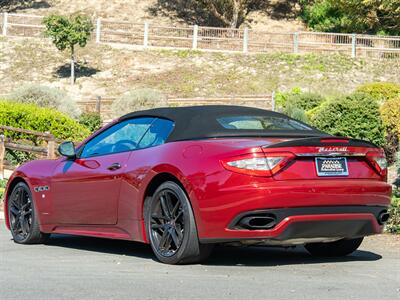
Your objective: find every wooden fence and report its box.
[1,12,400,59]
[77,94,275,121]
[0,125,57,178]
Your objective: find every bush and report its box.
[0,101,90,142]
[111,88,167,118]
[9,84,81,119]
[386,196,400,234]
[309,93,385,146]
[285,92,325,111]
[0,178,7,203]
[380,97,400,164]
[79,112,102,133]
[357,82,400,102]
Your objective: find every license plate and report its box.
[315,157,349,177]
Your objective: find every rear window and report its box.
[217,115,312,131]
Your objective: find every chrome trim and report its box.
[296,152,366,157]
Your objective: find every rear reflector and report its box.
[221,152,295,177]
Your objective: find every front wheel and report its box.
[144,181,213,264]
[8,182,50,244]
[305,237,363,257]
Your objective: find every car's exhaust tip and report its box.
[238,215,277,230]
[378,211,390,225]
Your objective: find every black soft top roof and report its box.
[119,105,327,142]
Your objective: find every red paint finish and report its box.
[4,137,392,244]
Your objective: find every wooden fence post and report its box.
[46,134,56,159]
[351,33,357,58]
[271,91,276,111]
[243,28,249,53]
[96,96,102,114]
[293,32,299,54]
[144,22,149,48]
[96,18,101,43]
[0,135,5,179]
[192,25,198,50]
[2,12,8,36]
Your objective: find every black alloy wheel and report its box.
[150,189,185,257]
[8,182,49,244]
[145,181,213,264]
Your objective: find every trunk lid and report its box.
[262,137,386,181]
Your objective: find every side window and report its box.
[80,118,154,158]
[138,118,175,149]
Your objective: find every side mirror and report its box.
[58,141,76,159]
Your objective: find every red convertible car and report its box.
[4,106,391,264]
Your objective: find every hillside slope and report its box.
[1,36,399,101]
[1,0,305,32]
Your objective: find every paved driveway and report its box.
[0,224,399,300]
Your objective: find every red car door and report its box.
[51,117,155,225]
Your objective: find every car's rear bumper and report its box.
[200,206,387,244]
[195,179,391,243]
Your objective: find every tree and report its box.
[150,0,266,28]
[200,0,265,28]
[300,0,400,35]
[43,14,94,85]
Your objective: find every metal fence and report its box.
[2,12,400,59]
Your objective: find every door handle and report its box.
[107,163,122,171]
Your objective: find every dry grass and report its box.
[1,37,400,100]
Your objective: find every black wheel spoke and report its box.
[160,195,172,220]
[10,206,20,217]
[170,229,180,248]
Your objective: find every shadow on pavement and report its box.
[44,234,382,267]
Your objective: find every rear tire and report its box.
[8,182,50,244]
[144,181,213,264]
[305,237,363,257]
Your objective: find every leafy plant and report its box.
[380,97,400,164]
[386,196,400,234]
[309,93,385,146]
[300,0,400,35]
[0,100,90,142]
[9,84,81,119]
[111,89,167,118]
[43,14,93,84]
[357,82,400,103]
[79,112,102,132]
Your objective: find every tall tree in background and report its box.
[150,0,267,28]
[200,0,266,28]
[43,15,93,85]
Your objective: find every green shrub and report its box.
[9,84,81,119]
[111,88,167,118]
[386,196,400,234]
[0,100,90,142]
[309,93,385,146]
[285,92,325,111]
[79,112,102,133]
[380,97,400,164]
[357,82,400,102]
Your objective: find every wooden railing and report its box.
[2,12,400,59]
[0,125,57,178]
[77,94,275,122]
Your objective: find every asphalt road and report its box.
[0,224,399,300]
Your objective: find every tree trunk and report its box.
[230,0,240,28]
[70,46,75,85]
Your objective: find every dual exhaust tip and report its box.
[238,215,277,230]
[237,210,391,230]
[378,211,390,225]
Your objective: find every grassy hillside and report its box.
[1,37,399,100]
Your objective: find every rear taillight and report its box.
[366,151,388,178]
[221,152,295,177]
